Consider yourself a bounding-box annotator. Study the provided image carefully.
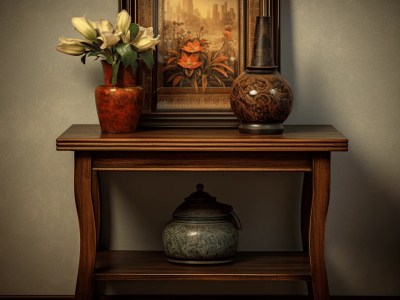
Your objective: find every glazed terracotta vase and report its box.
[95,61,144,133]
[230,16,293,134]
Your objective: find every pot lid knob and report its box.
[185,183,216,203]
[172,183,234,220]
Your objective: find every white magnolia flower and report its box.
[115,10,131,36]
[71,16,97,41]
[131,26,160,52]
[58,36,91,45]
[95,19,114,34]
[99,32,120,49]
[57,10,160,84]
[56,42,85,56]
[121,30,131,43]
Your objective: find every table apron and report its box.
[91,151,313,172]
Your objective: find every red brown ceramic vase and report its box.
[95,61,144,133]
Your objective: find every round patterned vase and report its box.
[230,67,293,134]
[163,220,239,264]
[162,184,242,264]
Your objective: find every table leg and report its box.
[300,172,313,298]
[74,152,97,300]
[309,152,331,299]
[92,171,101,249]
[301,172,312,252]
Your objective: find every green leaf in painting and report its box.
[184,68,194,77]
[201,74,207,93]
[213,62,234,74]
[211,55,229,65]
[163,64,178,72]
[211,74,224,87]
[213,67,228,78]
[191,78,198,93]
[172,75,183,87]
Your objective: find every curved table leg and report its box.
[309,152,331,299]
[92,170,101,250]
[301,172,312,253]
[300,172,313,298]
[74,152,97,300]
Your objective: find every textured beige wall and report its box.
[0,0,114,295]
[0,0,399,296]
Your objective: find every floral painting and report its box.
[159,0,239,93]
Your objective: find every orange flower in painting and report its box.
[177,53,203,69]
[181,40,205,53]
[223,30,232,39]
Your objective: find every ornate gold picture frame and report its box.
[119,0,280,127]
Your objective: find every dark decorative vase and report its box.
[95,61,144,133]
[162,184,241,265]
[230,16,293,134]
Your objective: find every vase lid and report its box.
[172,183,233,221]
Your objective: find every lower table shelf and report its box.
[95,251,311,282]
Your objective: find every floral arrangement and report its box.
[162,22,236,93]
[56,10,160,85]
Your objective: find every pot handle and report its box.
[231,211,242,230]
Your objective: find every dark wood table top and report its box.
[57,124,348,152]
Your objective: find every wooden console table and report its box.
[56,125,348,300]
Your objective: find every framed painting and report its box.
[119,0,280,127]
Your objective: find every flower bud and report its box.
[116,10,131,35]
[96,19,114,34]
[72,16,97,41]
[59,36,92,45]
[56,43,85,56]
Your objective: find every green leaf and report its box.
[212,67,228,78]
[163,64,178,72]
[139,50,154,70]
[111,60,121,85]
[211,74,224,87]
[166,49,180,56]
[211,55,229,64]
[201,74,207,93]
[213,62,234,74]
[116,43,138,72]
[184,68,194,77]
[88,51,102,57]
[106,55,113,65]
[191,78,198,93]
[172,75,183,87]
[80,53,87,65]
[130,23,140,41]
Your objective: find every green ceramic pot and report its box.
[162,184,241,264]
